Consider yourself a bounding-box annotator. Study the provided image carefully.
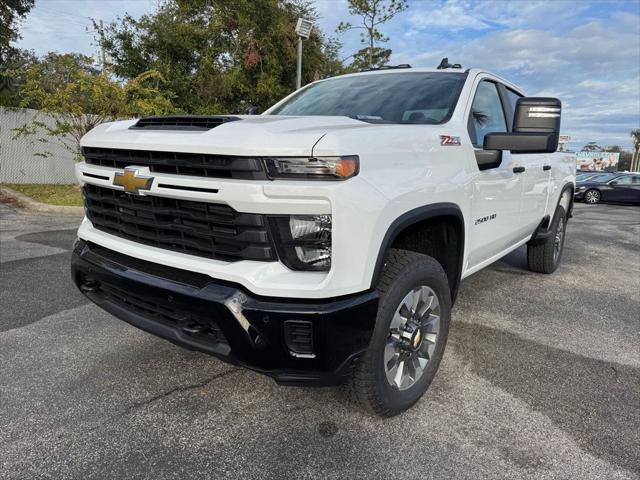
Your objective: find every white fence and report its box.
[0,107,77,184]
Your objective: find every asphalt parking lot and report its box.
[1,201,638,480]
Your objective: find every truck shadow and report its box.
[448,321,640,474]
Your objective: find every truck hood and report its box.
[81,115,380,157]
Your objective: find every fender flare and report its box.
[370,202,465,302]
[530,182,575,244]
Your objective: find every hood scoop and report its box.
[130,115,241,131]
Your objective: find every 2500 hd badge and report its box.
[72,61,575,416]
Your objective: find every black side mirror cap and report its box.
[484,132,558,154]
[245,106,261,115]
[513,97,561,134]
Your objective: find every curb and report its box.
[0,186,84,215]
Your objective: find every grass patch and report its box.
[3,184,83,207]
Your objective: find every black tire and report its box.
[584,189,601,204]
[527,205,566,274]
[351,249,451,417]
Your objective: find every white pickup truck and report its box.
[72,63,576,416]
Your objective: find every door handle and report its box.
[543,165,551,171]
[513,166,525,173]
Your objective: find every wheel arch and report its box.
[370,203,465,304]
[530,182,575,243]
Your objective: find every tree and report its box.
[581,142,603,152]
[631,129,640,172]
[337,0,408,69]
[14,53,175,159]
[0,0,35,63]
[0,47,37,107]
[95,0,343,114]
[0,0,36,106]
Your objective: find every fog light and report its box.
[269,215,331,271]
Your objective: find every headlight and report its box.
[578,186,586,190]
[264,156,358,180]
[269,215,331,271]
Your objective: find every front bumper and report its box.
[574,189,585,200]
[71,240,378,386]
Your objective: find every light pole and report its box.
[295,18,313,90]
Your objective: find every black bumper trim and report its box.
[71,240,378,386]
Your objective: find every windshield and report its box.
[269,72,467,124]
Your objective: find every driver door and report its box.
[467,80,526,270]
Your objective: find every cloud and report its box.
[409,0,490,31]
[14,0,640,148]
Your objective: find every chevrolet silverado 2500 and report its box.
[72,65,576,416]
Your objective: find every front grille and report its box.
[99,281,228,345]
[82,147,267,180]
[83,184,276,262]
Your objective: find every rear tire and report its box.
[351,249,451,417]
[584,189,601,204]
[527,205,566,274]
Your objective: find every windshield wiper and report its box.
[349,115,395,124]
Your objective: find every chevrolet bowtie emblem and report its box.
[113,167,154,194]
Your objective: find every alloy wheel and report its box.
[554,216,564,262]
[585,190,600,204]
[384,286,440,391]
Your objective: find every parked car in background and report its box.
[575,174,640,204]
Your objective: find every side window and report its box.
[468,81,507,147]
[505,88,523,119]
[614,176,633,185]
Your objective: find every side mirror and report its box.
[484,97,561,154]
[610,181,618,186]
[245,105,261,115]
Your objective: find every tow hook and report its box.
[80,280,100,293]
[176,315,205,334]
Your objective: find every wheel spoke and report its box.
[412,354,424,375]
[400,293,413,318]
[422,313,440,330]
[417,355,428,369]
[384,339,398,368]
[390,310,404,330]
[423,332,438,344]
[394,360,405,388]
[417,290,435,317]
[411,288,421,315]
[406,355,417,382]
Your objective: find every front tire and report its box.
[351,249,451,417]
[527,205,567,274]
[584,189,601,204]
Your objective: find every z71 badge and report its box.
[440,135,461,146]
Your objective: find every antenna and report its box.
[437,58,462,70]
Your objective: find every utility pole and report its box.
[294,18,313,90]
[296,37,302,90]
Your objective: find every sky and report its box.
[15,0,640,150]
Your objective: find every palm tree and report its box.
[631,129,640,172]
